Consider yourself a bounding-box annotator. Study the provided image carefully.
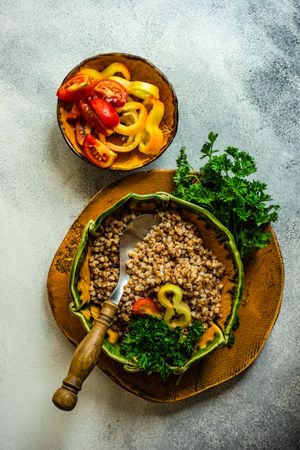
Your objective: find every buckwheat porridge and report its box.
[88,210,225,335]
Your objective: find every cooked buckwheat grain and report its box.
[89,211,225,334]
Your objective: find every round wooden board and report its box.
[47,170,284,402]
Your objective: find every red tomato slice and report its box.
[132,298,161,317]
[83,135,117,168]
[78,100,111,135]
[57,75,93,101]
[94,79,127,107]
[90,98,120,129]
[67,103,81,120]
[75,119,92,146]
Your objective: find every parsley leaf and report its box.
[173,133,279,257]
[120,317,204,378]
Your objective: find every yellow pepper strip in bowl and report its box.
[100,132,142,152]
[119,109,140,125]
[158,284,192,328]
[100,62,131,80]
[114,102,148,136]
[99,109,142,152]
[109,76,131,90]
[129,81,159,99]
[78,67,104,82]
[138,98,164,155]
[79,63,131,82]
[110,76,159,99]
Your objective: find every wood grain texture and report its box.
[52,301,118,410]
[47,170,284,402]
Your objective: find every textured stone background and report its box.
[1,1,299,449]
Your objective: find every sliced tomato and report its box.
[75,119,92,146]
[82,135,117,168]
[90,97,120,128]
[67,103,81,120]
[132,298,161,317]
[94,79,127,107]
[57,75,93,101]
[78,100,111,135]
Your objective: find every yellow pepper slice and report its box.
[114,102,147,136]
[130,81,159,99]
[78,67,104,82]
[99,133,142,152]
[158,284,192,328]
[100,63,131,80]
[79,63,131,82]
[109,76,130,90]
[110,76,159,99]
[138,98,164,155]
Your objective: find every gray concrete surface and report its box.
[1,1,299,449]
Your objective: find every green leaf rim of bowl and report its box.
[68,192,244,375]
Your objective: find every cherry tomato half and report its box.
[67,103,81,120]
[78,100,111,135]
[90,97,120,129]
[94,79,127,107]
[75,119,92,146]
[57,75,93,101]
[132,298,161,317]
[83,135,117,168]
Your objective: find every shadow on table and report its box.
[81,356,258,419]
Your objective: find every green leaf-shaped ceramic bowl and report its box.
[69,192,244,375]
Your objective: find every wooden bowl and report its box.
[48,170,284,402]
[57,53,178,171]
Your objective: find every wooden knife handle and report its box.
[52,301,118,411]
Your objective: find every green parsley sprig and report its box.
[173,132,279,257]
[120,316,204,378]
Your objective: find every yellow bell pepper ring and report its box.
[158,284,192,328]
[99,132,142,153]
[164,305,175,322]
[145,97,165,118]
[114,102,148,136]
[158,284,183,309]
[129,81,159,99]
[169,302,192,328]
[138,127,163,155]
[100,63,131,80]
[109,76,131,90]
[78,67,104,82]
[109,76,159,99]
[79,63,131,82]
[138,99,165,155]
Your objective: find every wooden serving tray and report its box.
[47,170,284,402]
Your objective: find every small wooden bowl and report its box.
[57,53,178,171]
